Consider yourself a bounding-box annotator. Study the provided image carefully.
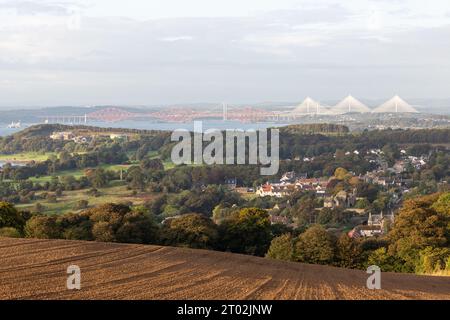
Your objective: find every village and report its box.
[247,148,430,239]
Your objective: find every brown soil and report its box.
[0,237,449,300]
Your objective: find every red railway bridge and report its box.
[43,106,279,123]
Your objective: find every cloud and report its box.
[0,0,76,15]
[160,36,193,42]
[1,0,450,106]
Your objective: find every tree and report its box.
[388,194,450,272]
[140,158,164,171]
[293,225,336,265]
[85,203,158,244]
[432,193,450,215]
[160,214,218,249]
[335,234,362,268]
[24,215,61,239]
[219,208,272,256]
[126,166,145,191]
[416,247,450,274]
[0,201,25,231]
[266,233,294,261]
[88,168,108,188]
[58,212,93,240]
[317,208,333,225]
[334,167,350,180]
[366,247,403,272]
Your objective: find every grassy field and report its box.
[2,150,179,214]
[0,151,56,162]
[15,183,158,215]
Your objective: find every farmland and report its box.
[0,151,56,163]
[15,184,157,215]
[0,238,449,300]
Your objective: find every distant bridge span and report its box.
[43,106,281,124]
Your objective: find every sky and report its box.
[0,0,450,107]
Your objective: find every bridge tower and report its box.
[222,102,228,121]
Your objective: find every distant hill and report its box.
[1,238,449,300]
[10,124,168,139]
[281,123,350,135]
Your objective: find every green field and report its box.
[2,150,180,214]
[0,152,56,162]
[15,184,158,215]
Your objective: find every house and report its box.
[280,171,296,183]
[324,189,357,209]
[256,183,296,198]
[73,136,90,144]
[349,211,395,238]
[224,178,237,190]
[256,183,274,197]
[368,211,395,230]
[50,131,75,141]
[349,225,383,238]
[269,214,290,225]
[392,161,406,174]
[110,133,129,141]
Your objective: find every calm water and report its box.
[0,160,26,167]
[0,120,288,137]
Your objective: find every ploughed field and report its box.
[1,238,449,300]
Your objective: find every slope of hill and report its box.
[1,238,449,300]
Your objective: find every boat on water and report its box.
[7,121,21,129]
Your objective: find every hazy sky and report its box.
[1,0,450,107]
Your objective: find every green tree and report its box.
[127,166,145,190]
[388,194,450,272]
[293,225,336,265]
[160,214,218,249]
[219,208,272,256]
[89,168,108,188]
[140,158,164,171]
[58,212,93,241]
[334,167,350,180]
[335,234,362,268]
[0,201,25,231]
[86,203,158,244]
[266,233,294,261]
[366,247,403,272]
[432,192,450,215]
[24,215,61,239]
[416,247,450,274]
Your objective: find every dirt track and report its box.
[0,237,449,300]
